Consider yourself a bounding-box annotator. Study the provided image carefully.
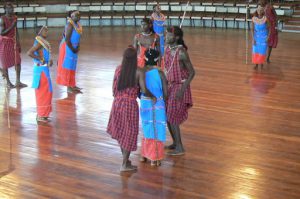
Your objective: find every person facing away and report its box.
[107,46,156,172]
[27,26,53,123]
[140,48,168,167]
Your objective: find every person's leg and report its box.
[2,68,15,88]
[15,64,27,88]
[165,122,176,149]
[167,124,185,155]
[267,47,272,63]
[120,148,137,172]
[254,64,258,70]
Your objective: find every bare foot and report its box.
[120,161,137,172]
[16,82,27,88]
[6,82,16,89]
[167,149,185,156]
[127,160,137,169]
[164,143,176,150]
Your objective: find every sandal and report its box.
[150,161,156,166]
[139,156,147,162]
[73,86,82,91]
[36,115,49,123]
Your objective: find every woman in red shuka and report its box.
[27,26,53,123]
[107,46,156,172]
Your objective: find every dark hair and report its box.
[117,46,138,91]
[145,48,160,66]
[68,10,78,17]
[4,2,13,9]
[166,26,188,50]
[141,17,153,33]
[153,5,158,10]
[35,25,44,35]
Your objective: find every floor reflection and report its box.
[55,92,79,147]
[0,87,14,178]
[249,65,284,94]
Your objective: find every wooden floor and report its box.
[0,27,300,199]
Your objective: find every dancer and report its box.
[27,26,53,123]
[252,6,270,70]
[260,0,278,63]
[0,2,27,88]
[56,10,82,93]
[151,4,166,56]
[140,49,167,167]
[164,26,195,155]
[133,18,160,68]
[107,46,156,172]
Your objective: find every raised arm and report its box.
[27,43,43,63]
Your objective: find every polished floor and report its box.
[0,27,300,199]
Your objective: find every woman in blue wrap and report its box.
[140,48,168,166]
[27,26,53,123]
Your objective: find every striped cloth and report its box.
[265,5,278,48]
[0,16,21,69]
[164,46,193,125]
[107,66,140,152]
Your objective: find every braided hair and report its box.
[117,46,138,91]
[141,17,154,33]
[166,26,188,50]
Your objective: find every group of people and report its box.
[28,10,83,122]
[107,29,195,171]
[252,0,278,70]
[108,5,195,172]
[0,2,83,122]
[1,0,280,172]
[0,2,195,172]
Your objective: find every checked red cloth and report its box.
[107,66,140,152]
